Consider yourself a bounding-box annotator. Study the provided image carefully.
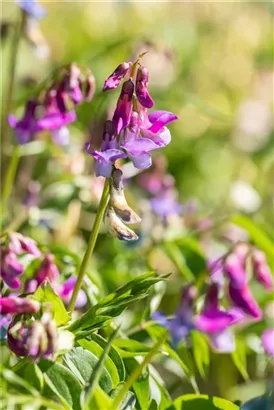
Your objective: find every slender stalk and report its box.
[1,11,25,152]
[111,332,167,410]
[68,178,110,311]
[1,145,20,224]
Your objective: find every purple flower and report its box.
[262,329,274,357]
[1,249,24,289]
[9,232,41,257]
[112,80,134,134]
[150,194,182,219]
[57,276,87,309]
[152,285,197,346]
[228,282,262,319]
[24,254,59,293]
[17,0,46,19]
[0,297,40,315]
[224,253,247,288]
[8,100,40,144]
[103,62,131,92]
[136,66,154,109]
[86,120,127,178]
[252,250,273,291]
[195,284,244,353]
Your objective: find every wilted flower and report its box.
[8,310,58,360]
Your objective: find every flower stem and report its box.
[1,145,20,225]
[68,178,110,312]
[1,11,25,153]
[110,331,167,410]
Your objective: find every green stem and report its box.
[68,178,110,312]
[1,11,25,154]
[111,332,167,410]
[1,145,20,225]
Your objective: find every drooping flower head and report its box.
[9,63,95,146]
[86,55,178,178]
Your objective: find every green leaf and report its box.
[64,346,113,392]
[125,358,150,410]
[89,333,126,382]
[0,366,40,397]
[113,339,151,358]
[169,394,239,410]
[83,386,113,410]
[15,361,44,392]
[32,280,70,326]
[232,215,274,266]
[83,328,119,408]
[39,359,82,410]
[69,272,166,333]
[231,339,249,381]
[79,339,120,387]
[191,331,210,379]
[110,383,136,410]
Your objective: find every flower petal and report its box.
[103,62,131,92]
[209,329,236,353]
[91,149,127,178]
[148,111,178,133]
[51,127,70,145]
[141,127,171,147]
[195,309,235,333]
[37,111,76,131]
[228,283,262,319]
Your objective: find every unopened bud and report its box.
[103,62,131,92]
[136,66,154,109]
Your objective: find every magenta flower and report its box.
[103,62,131,91]
[152,285,197,346]
[224,252,247,288]
[136,66,154,109]
[8,100,40,145]
[262,329,274,356]
[57,276,87,309]
[252,250,273,290]
[17,0,46,19]
[1,249,24,289]
[195,284,244,353]
[24,254,59,293]
[0,297,40,315]
[9,232,41,257]
[112,80,134,134]
[228,282,262,319]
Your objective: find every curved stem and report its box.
[68,178,110,312]
[111,331,167,410]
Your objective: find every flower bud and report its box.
[252,249,273,290]
[0,297,40,315]
[110,168,141,225]
[106,207,139,241]
[25,254,59,293]
[224,253,247,288]
[103,62,131,92]
[136,66,154,109]
[9,232,41,257]
[1,248,24,289]
[112,80,134,135]
[228,282,262,319]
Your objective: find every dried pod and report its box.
[106,207,139,242]
[110,168,141,225]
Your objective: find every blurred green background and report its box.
[1,1,273,403]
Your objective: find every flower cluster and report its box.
[86,57,178,177]
[153,243,273,353]
[105,168,141,241]
[7,309,58,360]
[9,63,95,145]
